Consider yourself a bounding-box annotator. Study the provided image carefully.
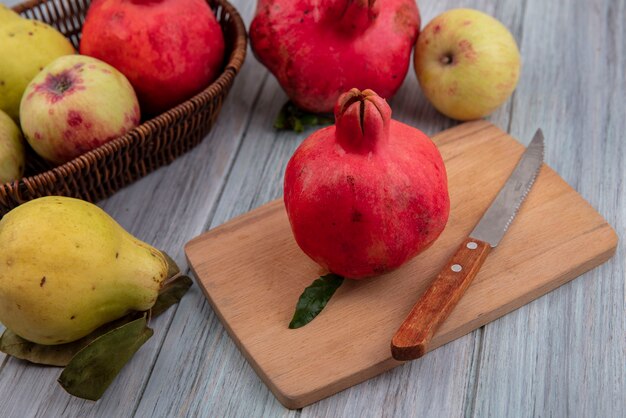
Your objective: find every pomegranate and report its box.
[250,0,420,113]
[284,89,449,279]
[80,0,225,116]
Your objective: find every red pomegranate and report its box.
[80,0,225,116]
[284,89,449,279]
[250,0,421,113]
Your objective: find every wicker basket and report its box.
[0,0,247,217]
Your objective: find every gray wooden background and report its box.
[1,0,624,417]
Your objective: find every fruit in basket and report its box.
[414,9,521,120]
[0,4,20,22]
[0,196,171,345]
[80,0,225,116]
[0,5,76,121]
[19,55,140,165]
[0,109,25,183]
[284,89,449,279]
[250,0,421,114]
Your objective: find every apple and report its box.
[414,9,521,121]
[19,55,140,165]
[0,5,75,122]
[0,109,25,183]
[79,0,225,117]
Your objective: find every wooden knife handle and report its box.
[391,238,491,361]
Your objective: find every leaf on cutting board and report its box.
[58,315,153,401]
[150,275,193,317]
[0,313,143,367]
[274,101,334,133]
[289,274,344,329]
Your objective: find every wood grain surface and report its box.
[0,0,624,416]
[184,122,617,408]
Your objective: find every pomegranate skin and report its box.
[80,0,225,116]
[284,89,449,279]
[250,0,420,113]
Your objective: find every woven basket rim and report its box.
[6,0,247,194]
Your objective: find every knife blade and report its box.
[470,130,545,247]
[391,129,545,361]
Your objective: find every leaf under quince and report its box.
[58,315,153,401]
[0,313,142,367]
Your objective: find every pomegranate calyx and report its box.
[326,0,379,35]
[334,88,391,153]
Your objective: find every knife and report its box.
[391,129,545,361]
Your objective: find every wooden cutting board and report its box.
[184,121,617,409]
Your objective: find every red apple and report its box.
[79,0,225,116]
[20,55,140,165]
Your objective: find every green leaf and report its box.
[289,274,344,329]
[292,117,305,133]
[150,275,193,317]
[0,313,142,367]
[273,101,334,133]
[299,113,318,126]
[58,315,153,401]
[162,251,180,280]
[0,329,77,366]
[273,104,288,130]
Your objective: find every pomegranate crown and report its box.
[334,88,391,153]
[325,0,380,34]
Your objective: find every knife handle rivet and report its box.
[466,241,478,250]
[451,264,462,273]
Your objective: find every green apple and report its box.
[0,109,25,183]
[0,5,75,122]
[414,9,521,121]
[20,55,140,165]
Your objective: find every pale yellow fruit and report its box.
[0,4,21,23]
[0,197,169,345]
[0,5,75,121]
[20,55,140,165]
[0,109,25,183]
[414,8,521,121]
